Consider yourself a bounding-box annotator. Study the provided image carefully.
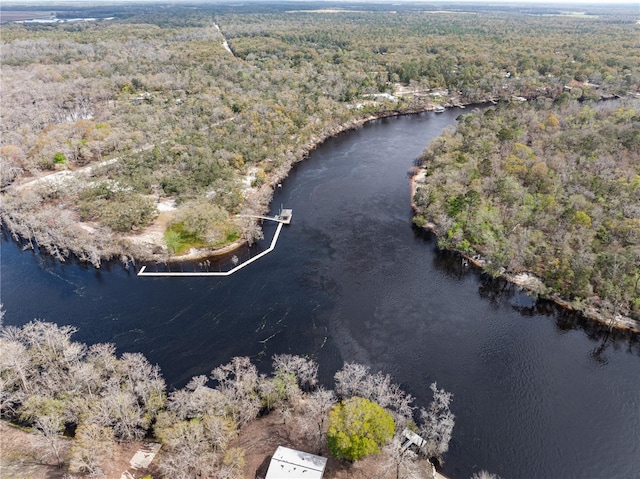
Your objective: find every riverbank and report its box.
[2,89,618,266]
[161,103,449,263]
[97,91,640,264]
[409,170,640,335]
[5,105,640,479]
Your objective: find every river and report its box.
[2,109,638,479]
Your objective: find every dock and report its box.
[278,208,292,224]
[401,428,427,452]
[236,208,292,225]
[138,209,292,277]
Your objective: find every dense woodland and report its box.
[1,3,638,476]
[0,320,455,478]
[1,2,638,266]
[412,99,640,323]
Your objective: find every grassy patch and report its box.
[217,229,241,247]
[164,222,209,255]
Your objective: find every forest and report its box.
[1,2,639,477]
[0,320,457,478]
[412,99,640,327]
[1,2,638,267]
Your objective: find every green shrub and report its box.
[327,397,395,461]
[164,222,207,255]
[79,189,157,232]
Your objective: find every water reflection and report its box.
[422,229,640,370]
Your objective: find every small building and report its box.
[264,446,327,479]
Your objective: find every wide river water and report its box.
[2,109,639,479]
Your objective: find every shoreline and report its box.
[1,105,441,267]
[5,96,637,335]
[164,104,449,263]
[5,92,625,266]
[409,171,640,335]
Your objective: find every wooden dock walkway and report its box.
[138,209,292,277]
[236,208,292,224]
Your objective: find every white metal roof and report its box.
[264,446,328,479]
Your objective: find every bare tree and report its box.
[86,343,119,382]
[7,321,85,398]
[34,413,66,467]
[258,357,305,416]
[0,336,32,414]
[277,399,294,425]
[69,361,101,402]
[218,447,245,479]
[156,411,237,478]
[80,352,165,441]
[239,216,264,246]
[381,437,423,479]
[334,362,414,425]
[118,352,166,410]
[366,371,414,426]
[89,387,147,441]
[299,387,336,454]
[68,423,115,476]
[168,375,219,420]
[202,414,237,454]
[116,352,166,427]
[157,419,219,479]
[418,383,455,464]
[211,357,261,426]
[334,362,371,399]
[272,354,318,392]
[257,374,281,411]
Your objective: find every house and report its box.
[264,446,327,479]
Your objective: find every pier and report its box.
[138,209,292,277]
[236,208,292,224]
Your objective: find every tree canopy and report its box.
[1,320,454,477]
[327,396,396,461]
[1,3,638,265]
[412,99,640,322]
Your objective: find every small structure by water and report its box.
[236,208,293,225]
[401,428,427,452]
[263,446,327,479]
[278,209,293,224]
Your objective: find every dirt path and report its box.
[9,143,159,194]
[213,22,234,56]
[11,158,116,193]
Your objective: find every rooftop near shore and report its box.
[264,446,327,479]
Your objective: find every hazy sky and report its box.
[4,0,640,5]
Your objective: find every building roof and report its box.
[264,446,328,479]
